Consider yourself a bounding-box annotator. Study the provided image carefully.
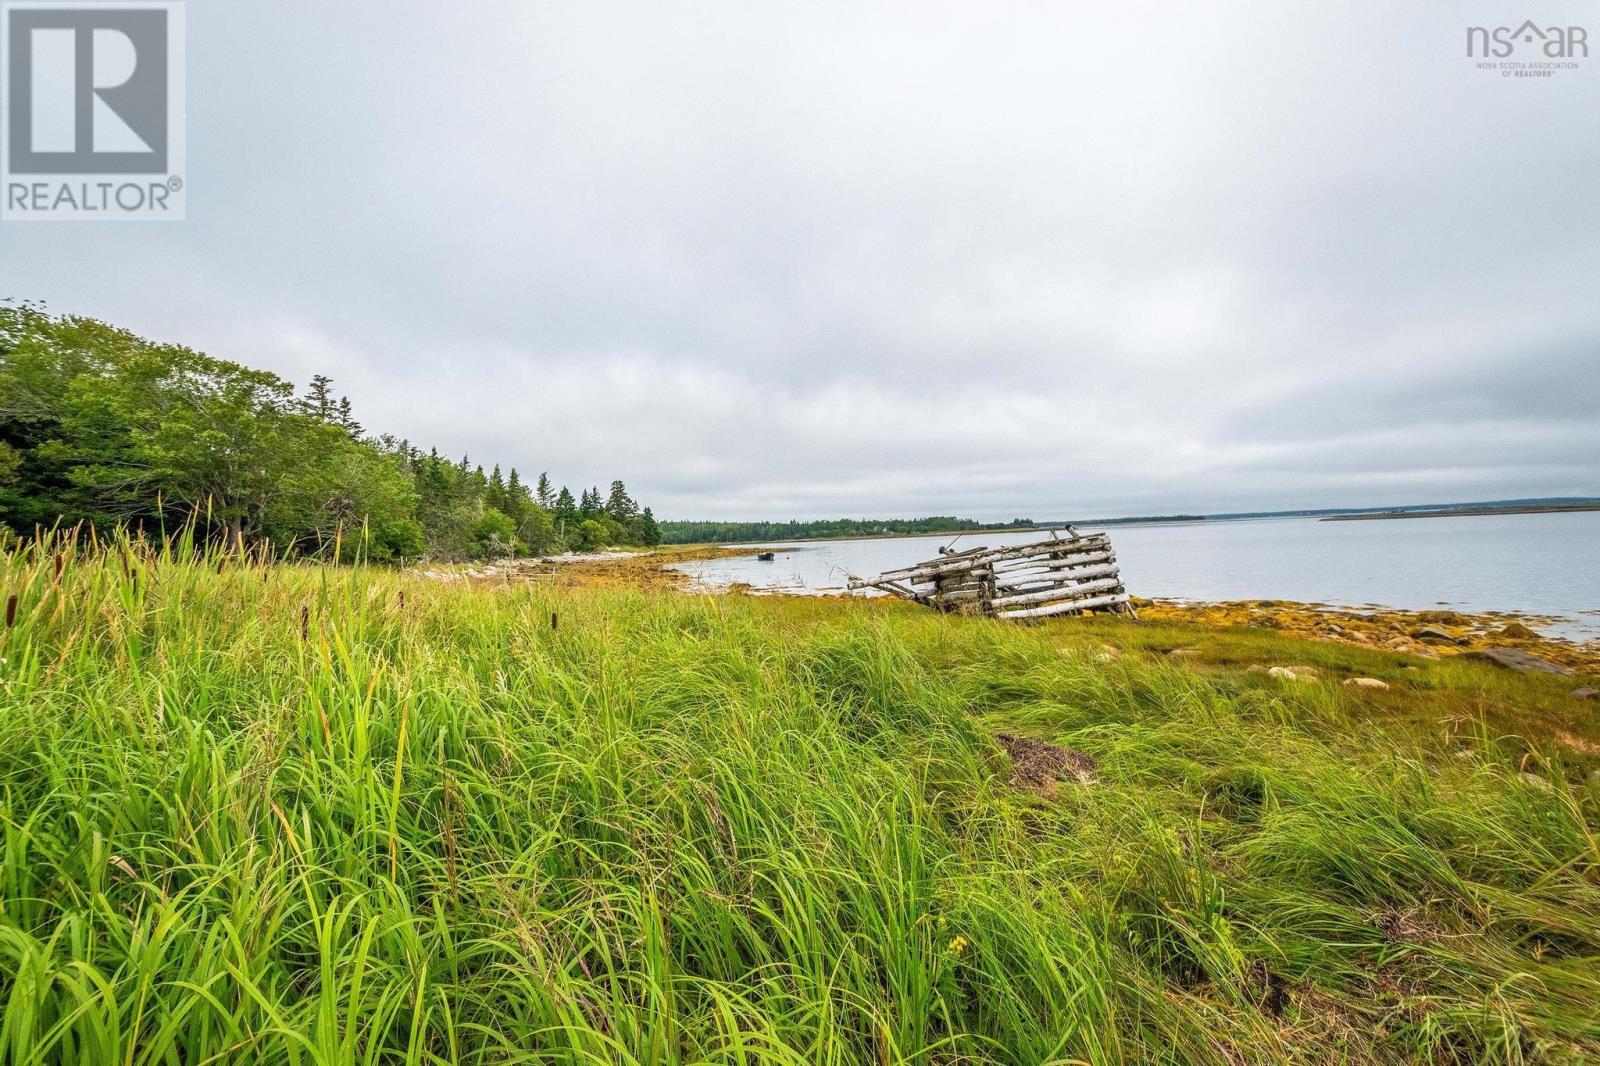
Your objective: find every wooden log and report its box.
[851,531,1113,589]
[994,578,1066,594]
[995,563,1120,589]
[992,563,1120,589]
[995,577,1113,598]
[1001,538,1110,557]
[989,576,1123,609]
[928,589,985,605]
[866,562,982,586]
[992,551,1114,575]
[995,592,1130,620]
[898,565,995,587]
[979,547,1111,572]
[862,535,1107,583]
[864,557,996,584]
[983,535,1108,558]
[871,550,988,580]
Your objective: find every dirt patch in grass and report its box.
[995,732,1096,794]
[1374,906,1445,945]
[1245,960,1290,1017]
[1554,731,1600,757]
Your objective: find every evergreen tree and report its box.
[487,465,507,512]
[535,471,554,508]
[555,486,577,519]
[335,396,361,436]
[605,479,637,521]
[634,506,661,547]
[300,374,335,422]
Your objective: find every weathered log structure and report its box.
[846,530,1134,621]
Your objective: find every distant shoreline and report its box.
[686,502,1600,545]
[1322,503,1600,522]
[716,524,1078,548]
[663,498,1599,545]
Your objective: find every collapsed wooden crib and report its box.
[845,530,1135,620]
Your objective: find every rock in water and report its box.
[1459,647,1575,676]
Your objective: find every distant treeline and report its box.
[659,516,1036,544]
[0,304,659,561]
[1052,514,1205,526]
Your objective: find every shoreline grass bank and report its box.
[2,535,1598,1063]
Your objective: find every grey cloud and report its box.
[2,1,1596,519]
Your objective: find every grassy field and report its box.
[1,534,1598,1064]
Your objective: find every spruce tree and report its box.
[301,374,335,421]
[637,507,661,546]
[335,396,361,436]
[605,479,636,521]
[487,465,506,512]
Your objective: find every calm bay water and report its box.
[670,511,1600,638]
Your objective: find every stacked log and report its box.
[846,531,1134,621]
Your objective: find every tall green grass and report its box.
[0,531,1596,1064]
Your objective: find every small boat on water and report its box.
[756,551,776,561]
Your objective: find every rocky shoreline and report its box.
[1135,598,1600,675]
[414,550,1600,678]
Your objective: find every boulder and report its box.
[1413,626,1462,645]
[1343,677,1390,690]
[1459,647,1574,676]
[1572,688,1599,700]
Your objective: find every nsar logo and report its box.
[1466,20,1588,79]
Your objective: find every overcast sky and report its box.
[4,1,1597,520]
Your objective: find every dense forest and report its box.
[0,305,658,560]
[659,516,1036,544]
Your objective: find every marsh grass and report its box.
[0,530,1597,1064]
